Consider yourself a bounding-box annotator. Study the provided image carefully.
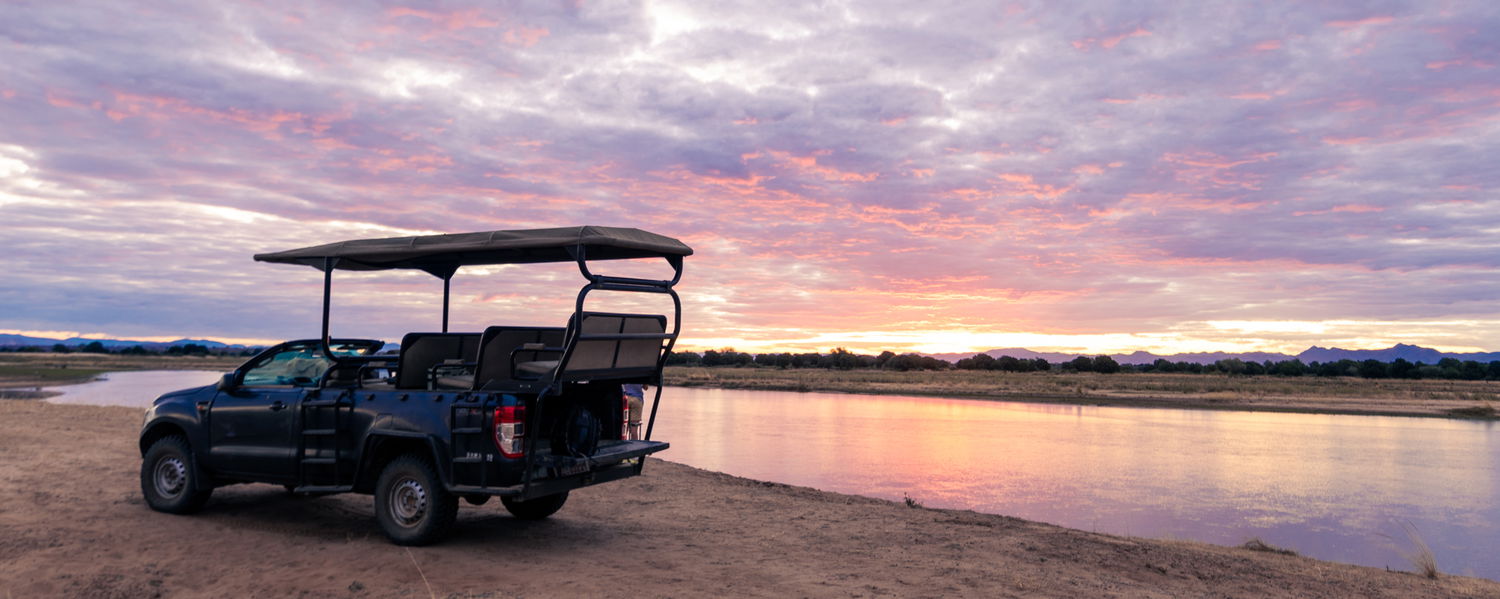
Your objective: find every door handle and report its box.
[270,401,287,411]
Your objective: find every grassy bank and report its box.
[665,366,1500,419]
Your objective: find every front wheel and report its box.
[501,492,568,520]
[373,456,458,546]
[141,436,212,514]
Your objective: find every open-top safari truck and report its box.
[137,226,690,544]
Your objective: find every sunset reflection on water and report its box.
[652,387,1500,579]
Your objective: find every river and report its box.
[53,371,1500,579]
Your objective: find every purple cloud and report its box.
[2,1,1498,354]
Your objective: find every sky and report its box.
[2,1,1498,356]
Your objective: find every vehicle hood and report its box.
[153,383,215,406]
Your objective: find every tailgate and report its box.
[537,439,668,477]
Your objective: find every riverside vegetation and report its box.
[4,351,1496,418]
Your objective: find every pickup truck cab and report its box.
[138,226,690,545]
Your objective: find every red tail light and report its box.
[621,392,630,440]
[493,404,525,458]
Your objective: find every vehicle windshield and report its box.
[241,340,382,386]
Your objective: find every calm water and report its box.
[56,373,1500,579]
[649,388,1500,580]
[46,370,219,406]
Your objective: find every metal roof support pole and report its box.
[644,286,681,442]
[441,274,452,333]
[320,256,335,357]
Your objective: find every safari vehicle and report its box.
[138,226,689,545]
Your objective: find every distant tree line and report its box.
[666,348,1500,381]
[1132,356,1500,381]
[958,353,1500,381]
[666,347,950,371]
[0,343,261,357]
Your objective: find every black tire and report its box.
[373,456,458,546]
[140,436,212,514]
[501,492,568,520]
[463,494,490,506]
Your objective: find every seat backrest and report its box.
[397,332,481,389]
[559,313,668,379]
[472,326,565,389]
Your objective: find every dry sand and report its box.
[2,399,1496,598]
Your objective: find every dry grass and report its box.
[1446,404,1497,417]
[1398,521,1440,579]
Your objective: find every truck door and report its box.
[207,343,329,481]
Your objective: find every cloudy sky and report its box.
[2,1,1498,355]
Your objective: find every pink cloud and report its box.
[1072,27,1152,51]
[108,92,311,135]
[1252,39,1283,51]
[1292,204,1385,217]
[1321,136,1370,146]
[1121,192,1263,215]
[761,150,878,183]
[45,90,86,109]
[1102,93,1167,104]
[995,173,1072,200]
[503,26,549,47]
[1327,16,1395,29]
[387,7,500,32]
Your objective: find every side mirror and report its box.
[217,373,237,392]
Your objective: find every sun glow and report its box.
[0,329,281,347]
[680,330,1267,356]
[677,317,1500,357]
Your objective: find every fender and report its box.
[355,431,451,490]
[140,386,216,491]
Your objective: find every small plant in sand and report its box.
[1379,520,1440,579]
[1240,537,1297,556]
[903,493,923,509]
[1399,521,1440,579]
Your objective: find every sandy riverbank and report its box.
[1,400,1495,598]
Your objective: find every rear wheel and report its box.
[141,436,212,514]
[373,456,457,546]
[501,492,568,520]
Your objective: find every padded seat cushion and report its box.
[434,374,475,389]
[515,360,560,376]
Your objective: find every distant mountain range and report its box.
[0,334,258,351]
[926,343,1500,365]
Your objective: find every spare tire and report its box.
[551,402,600,457]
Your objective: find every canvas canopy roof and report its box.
[253,225,692,277]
